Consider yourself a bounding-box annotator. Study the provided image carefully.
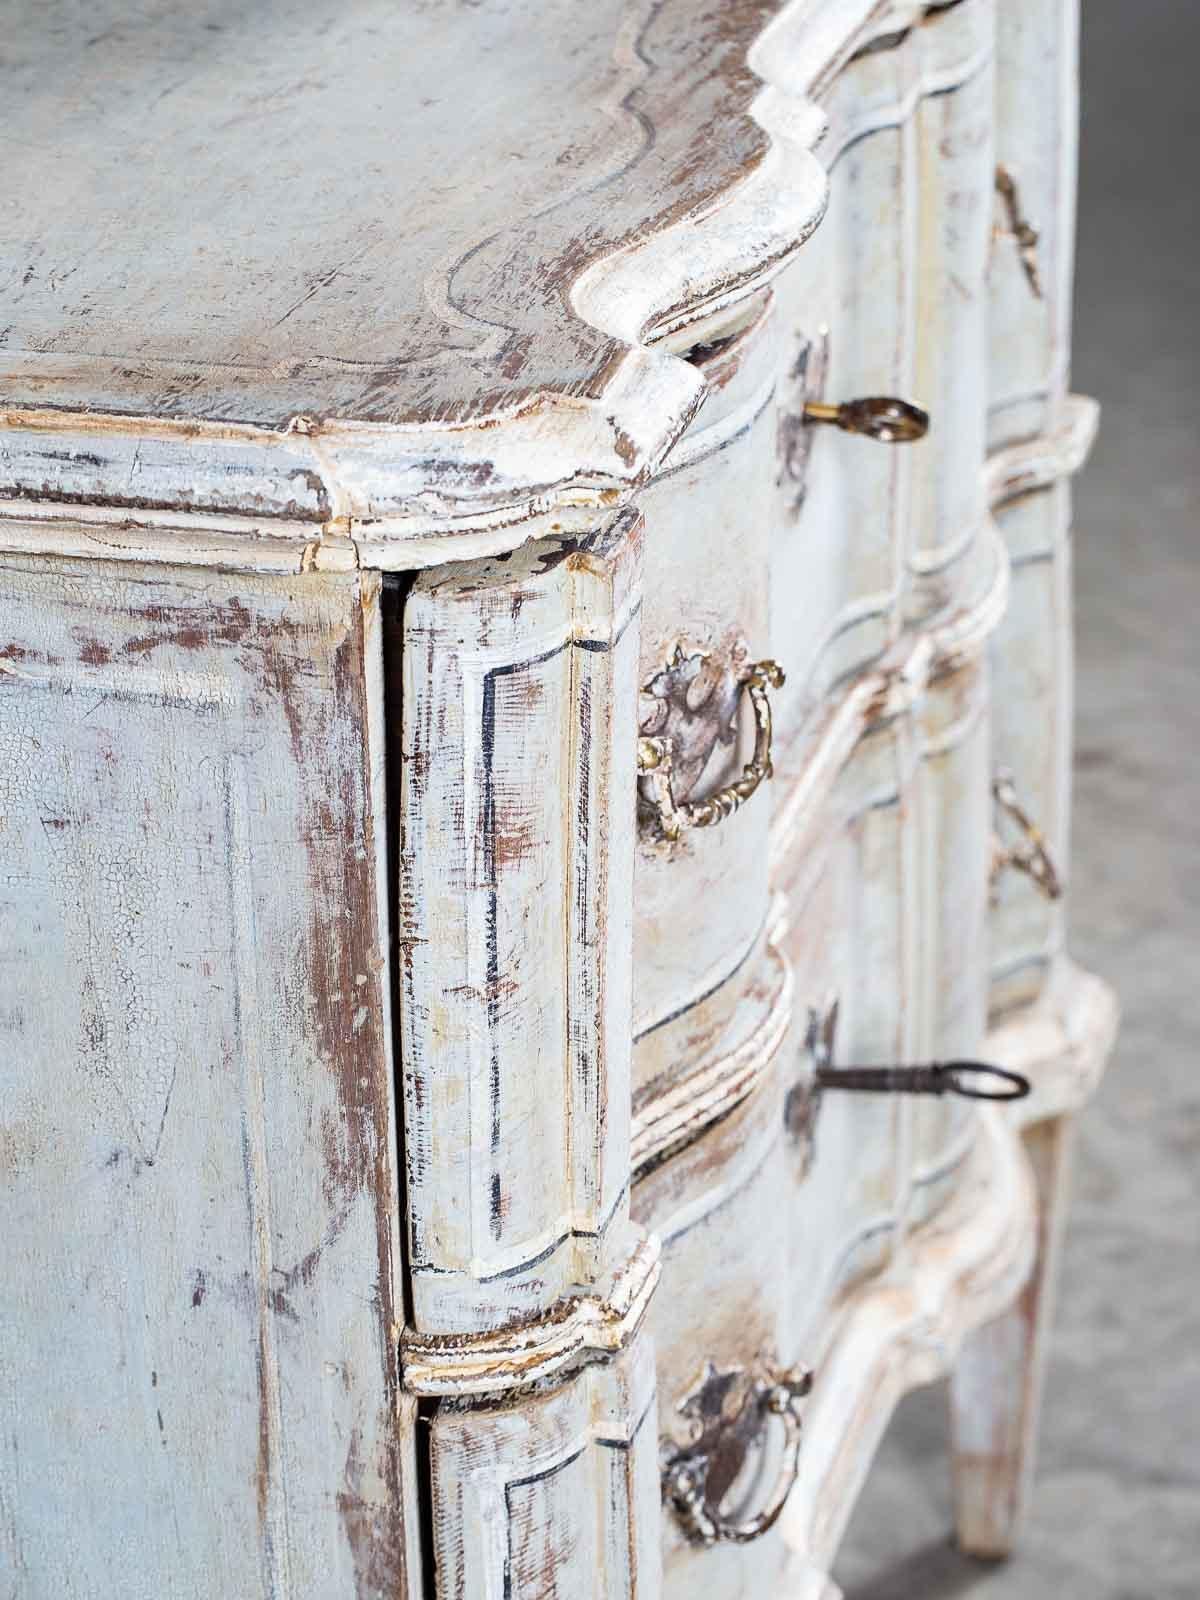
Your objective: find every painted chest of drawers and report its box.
[0,1,1116,1595]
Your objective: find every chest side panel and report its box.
[0,557,418,1599]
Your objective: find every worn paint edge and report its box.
[770,512,1010,874]
[984,394,1099,508]
[779,1103,1039,1574]
[631,939,793,1181]
[398,1234,660,1399]
[0,0,884,564]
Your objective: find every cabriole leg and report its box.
[948,1113,1077,1557]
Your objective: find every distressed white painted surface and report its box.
[1,0,1115,1594]
[632,302,778,1060]
[399,515,643,1334]
[0,0,863,556]
[429,1338,661,1600]
[985,0,1088,1016]
[988,0,1081,448]
[905,658,993,1233]
[634,1003,801,1599]
[0,560,419,1598]
[776,719,921,1340]
[769,0,998,759]
[778,1101,1038,1582]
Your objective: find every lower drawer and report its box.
[633,990,803,1599]
[428,1339,660,1600]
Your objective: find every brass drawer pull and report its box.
[638,656,784,842]
[661,1359,813,1546]
[991,767,1063,900]
[816,1060,1030,1102]
[802,395,929,443]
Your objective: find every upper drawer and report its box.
[770,0,999,786]
[632,295,784,1093]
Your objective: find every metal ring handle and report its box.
[638,659,784,842]
[662,1364,812,1546]
[815,1060,1030,1102]
[940,1061,1031,1101]
[802,396,930,443]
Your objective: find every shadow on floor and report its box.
[849,1542,1003,1600]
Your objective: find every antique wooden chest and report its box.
[1,2,1116,1594]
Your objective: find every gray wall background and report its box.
[834,3,1200,1595]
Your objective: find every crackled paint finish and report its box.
[1,0,1114,1596]
[0,559,419,1599]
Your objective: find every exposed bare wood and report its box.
[0,557,420,1597]
[398,512,644,1333]
[400,1234,661,1400]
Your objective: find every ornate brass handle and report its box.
[802,395,929,443]
[638,659,784,842]
[991,767,1063,900]
[661,1359,813,1546]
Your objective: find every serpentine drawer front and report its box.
[2,1,1116,1596]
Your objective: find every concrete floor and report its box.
[833,4,1200,1596]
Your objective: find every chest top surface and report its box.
[1,0,879,552]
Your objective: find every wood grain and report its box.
[0,557,419,1598]
[0,0,864,548]
[398,513,644,1334]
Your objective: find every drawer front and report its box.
[771,36,916,745]
[771,0,998,784]
[633,991,802,1600]
[429,1340,660,1600]
[776,718,917,1338]
[625,677,996,1597]
[632,299,782,1086]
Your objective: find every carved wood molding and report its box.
[769,512,1011,872]
[632,940,794,1181]
[996,960,1120,1130]
[773,963,1117,1586]
[400,1233,661,1400]
[769,393,1096,875]
[984,394,1100,508]
[0,0,882,567]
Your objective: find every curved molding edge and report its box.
[985,395,1100,509]
[0,1,888,572]
[771,391,1095,876]
[771,513,1011,872]
[992,957,1120,1128]
[631,938,794,1181]
[776,963,1117,1586]
[399,1232,661,1400]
